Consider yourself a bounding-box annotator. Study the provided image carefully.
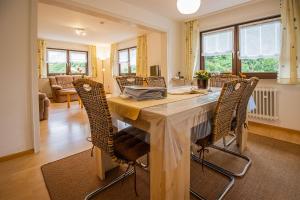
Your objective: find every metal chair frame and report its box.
[190,154,235,200]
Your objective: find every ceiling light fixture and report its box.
[177,0,201,15]
[75,28,86,36]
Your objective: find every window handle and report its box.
[237,51,240,60]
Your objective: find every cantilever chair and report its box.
[145,76,167,88]
[232,77,259,134]
[224,77,260,148]
[210,74,239,88]
[209,74,240,147]
[116,76,144,93]
[190,79,248,200]
[73,79,150,199]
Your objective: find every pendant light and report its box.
[177,0,201,15]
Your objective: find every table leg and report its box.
[237,115,248,153]
[95,147,118,180]
[150,129,190,200]
[67,94,71,108]
[79,98,83,108]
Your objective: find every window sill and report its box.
[243,73,277,79]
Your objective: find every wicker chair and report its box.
[210,73,239,88]
[73,79,150,199]
[116,76,144,92]
[233,77,259,132]
[190,79,248,200]
[145,76,166,88]
[222,77,260,149]
[209,74,240,147]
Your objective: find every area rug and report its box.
[41,133,300,200]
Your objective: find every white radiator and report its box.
[248,87,278,120]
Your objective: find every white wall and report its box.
[45,39,89,51]
[0,0,36,157]
[147,32,167,78]
[196,0,300,131]
[197,0,280,32]
[254,80,300,131]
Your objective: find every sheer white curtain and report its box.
[202,28,233,57]
[278,0,300,84]
[239,20,281,59]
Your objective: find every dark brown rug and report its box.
[41,133,300,200]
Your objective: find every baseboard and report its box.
[248,121,300,145]
[0,149,34,162]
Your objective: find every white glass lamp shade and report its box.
[177,0,201,14]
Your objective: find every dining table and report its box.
[94,87,249,200]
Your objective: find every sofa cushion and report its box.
[49,76,57,86]
[72,75,83,82]
[55,75,74,89]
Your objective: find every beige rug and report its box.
[41,133,300,200]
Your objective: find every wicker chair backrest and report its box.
[211,79,247,143]
[116,76,144,92]
[73,79,117,161]
[210,74,239,88]
[145,76,166,88]
[236,77,259,129]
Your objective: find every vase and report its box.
[197,79,208,89]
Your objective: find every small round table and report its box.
[62,89,83,108]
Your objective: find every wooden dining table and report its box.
[94,88,249,200]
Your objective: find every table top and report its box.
[61,88,77,95]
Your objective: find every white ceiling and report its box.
[119,0,253,21]
[38,3,147,46]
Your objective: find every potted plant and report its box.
[194,70,210,89]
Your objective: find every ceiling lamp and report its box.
[75,28,86,36]
[177,0,201,15]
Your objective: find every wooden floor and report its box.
[0,102,91,200]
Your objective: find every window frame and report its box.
[118,46,137,76]
[46,48,88,76]
[200,15,280,79]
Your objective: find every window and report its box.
[118,47,136,76]
[47,48,88,76]
[47,49,67,74]
[202,28,234,73]
[239,20,281,73]
[200,16,281,79]
[69,51,88,74]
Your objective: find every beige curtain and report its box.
[89,45,98,77]
[110,43,120,95]
[185,20,200,81]
[278,0,300,84]
[136,35,148,77]
[110,43,118,76]
[37,39,46,78]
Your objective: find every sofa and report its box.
[49,75,83,103]
[39,92,50,121]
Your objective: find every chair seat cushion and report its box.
[113,127,150,162]
[195,134,211,147]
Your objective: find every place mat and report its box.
[107,93,205,120]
